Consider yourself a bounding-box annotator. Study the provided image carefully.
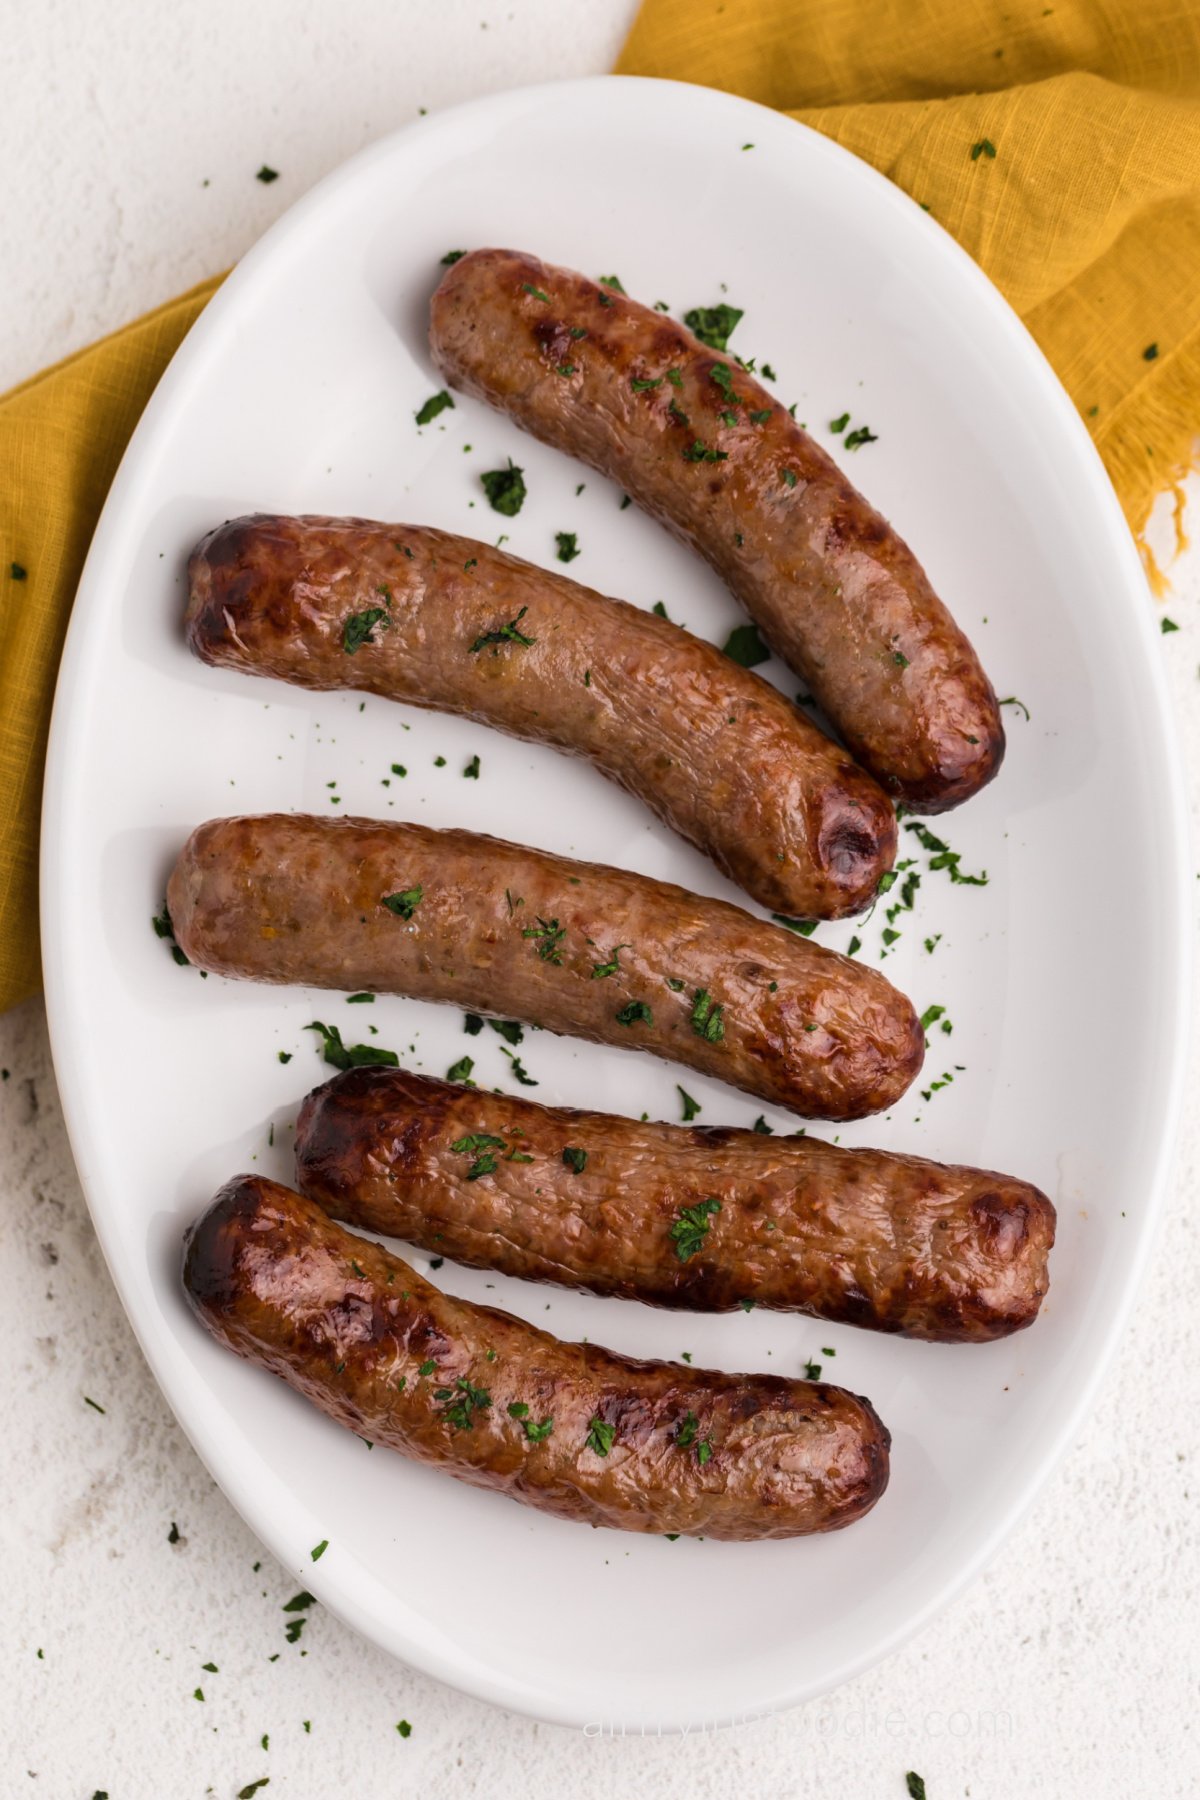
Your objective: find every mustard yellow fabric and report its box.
[1,277,222,1008]
[4,0,1200,1010]
[617,0,1200,563]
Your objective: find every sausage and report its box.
[429,249,1004,812]
[186,513,896,921]
[182,1175,890,1539]
[167,813,924,1119]
[295,1069,1055,1343]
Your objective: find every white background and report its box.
[3,3,1198,1796]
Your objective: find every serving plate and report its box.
[40,76,1189,1730]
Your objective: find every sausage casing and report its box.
[182,1176,891,1539]
[166,813,924,1119]
[429,248,1004,812]
[186,513,896,920]
[295,1068,1055,1343]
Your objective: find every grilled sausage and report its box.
[182,1175,890,1538]
[186,513,896,921]
[295,1069,1055,1343]
[429,249,1004,812]
[167,814,924,1119]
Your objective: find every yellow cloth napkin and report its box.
[4,1,1200,1012]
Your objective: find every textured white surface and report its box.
[3,3,1198,1795]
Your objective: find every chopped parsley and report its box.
[441,249,466,264]
[710,363,738,400]
[469,603,535,653]
[971,138,997,160]
[683,440,728,463]
[382,885,423,919]
[690,989,725,1043]
[441,1377,491,1430]
[306,1021,398,1070]
[999,695,1030,720]
[555,531,580,562]
[752,1115,773,1134]
[678,1086,702,1122]
[346,992,374,1004]
[415,390,454,426]
[684,304,743,351]
[781,468,798,488]
[599,274,626,293]
[501,1047,538,1086]
[522,916,566,963]
[451,1133,507,1179]
[1161,616,1179,633]
[722,623,770,667]
[905,820,988,885]
[238,1782,270,1799]
[562,1146,588,1173]
[480,460,527,516]
[10,562,27,580]
[919,1004,946,1033]
[652,601,670,619]
[446,1055,476,1085]
[844,425,878,450]
[829,412,850,433]
[310,1539,328,1560]
[631,375,663,392]
[463,754,480,779]
[396,1720,413,1738]
[522,1416,554,1443]
[342,607,389,653]
[669,1196,721,1261]
[590,942,630,978]
[906,1776,927,1800]
[489,1018,524,1044]
[282,1591,315,1613]
[463,1013,483,1035]
[1144,342,1159,361]
[586,1417,615,1456]
[803,1359,822,1380]
[521,282,551,302]
[773,913,817,936]
[615,999,653,1026]
[255,165,278,183]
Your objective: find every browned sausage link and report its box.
[295,1069,1055,1343]
[186,514,896,921]
[182,1176,890,1539]
[429,249,1004,813]
[167,814,924,1119]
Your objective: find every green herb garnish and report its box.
[342,607,389,653]
[678,1086,701,1122]
[684,304,743,351]
[446,1055,476,1085]
[555,532,580,562]
[469,603,535,653]
[683,440,728,463]
[669,1197,721,1262]
[522,282,551,302]
[586,1417,615,1456]
[382,885,423,919]
[562,1146,588,1173]
[306,1021,398,1070]
[442,1376,491,1430]
[590,942,630,979]
[480,460,527,516]
[522,916,565,963]
[615,1000,653,1026]
[415,390,454,426]
[690,989,725,1043]
[722,623,770,667]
